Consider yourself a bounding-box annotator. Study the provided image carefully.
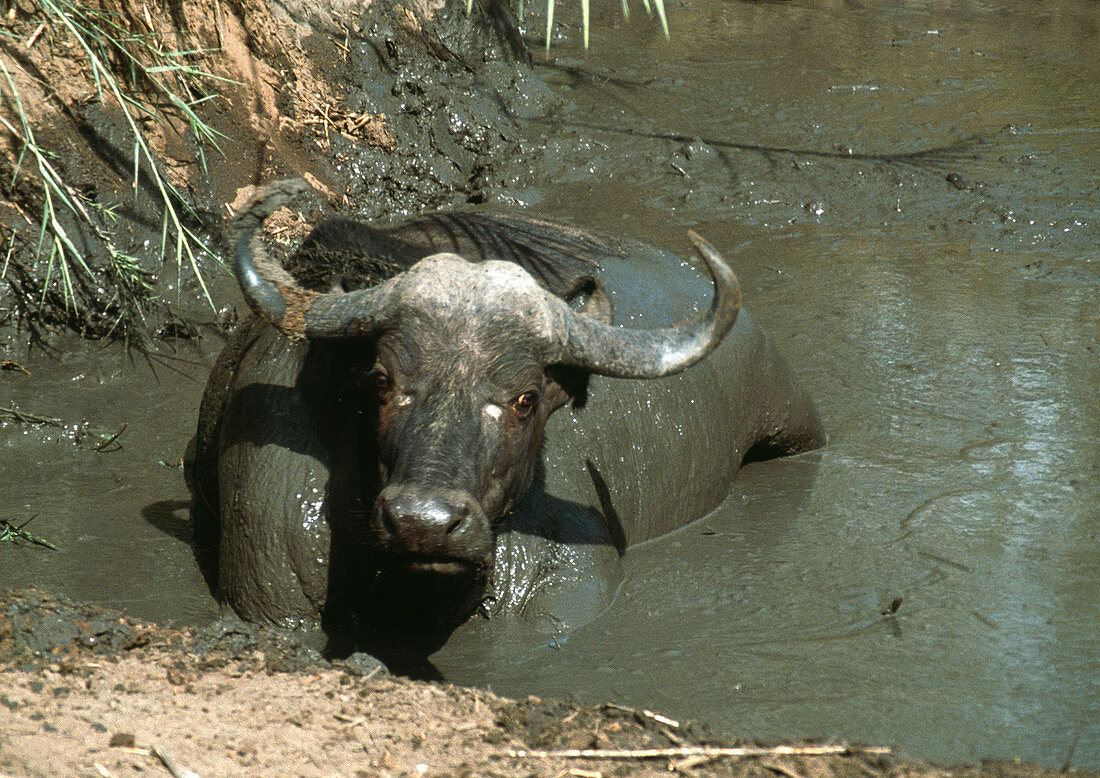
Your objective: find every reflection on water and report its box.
[436,0,1099,769]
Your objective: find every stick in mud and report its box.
[0,517,59,550]
[0,405,63,427]
[604,702,681,729]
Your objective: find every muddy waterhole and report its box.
[2,0,1096,769]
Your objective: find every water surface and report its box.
[435,0,1099,768]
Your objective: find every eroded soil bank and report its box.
[0,0,535,335]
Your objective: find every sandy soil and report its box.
[1,590,1093,778]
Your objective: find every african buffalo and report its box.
[187,178,824,658]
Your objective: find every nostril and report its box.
[375,488,485,555]
[379,498,399,537]
[445,500,470,535]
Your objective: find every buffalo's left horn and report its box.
[551,231,741,378]
[229,178,399,340]
[228,178,315,337]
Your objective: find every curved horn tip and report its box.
[686,230,741,296]
[235,178,318,224]
[685,229,721,263]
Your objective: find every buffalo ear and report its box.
[566,275,613,325]
[546,276,608,410]
[545,365,590,411]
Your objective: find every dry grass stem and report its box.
[302,101,397,151]
[605,702,681,729]
[762,761,808,778]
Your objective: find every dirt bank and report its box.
[1,589,1091,778]
[0,0,529,338]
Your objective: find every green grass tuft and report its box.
[467,0,669,53]
[1,0,231,338]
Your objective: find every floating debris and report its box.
[0,517,58,550]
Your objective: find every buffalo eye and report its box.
[373,370,393,398]
[512,390,539,419]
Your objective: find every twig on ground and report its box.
[662,727,686,745]
[671,753,720,774]
[152,746,202,778]
[763,760,808,778]
[1,361,31,375]
[94,423,127,452]
[0,405,63,427]
[24,21,46,48]
[0,517,59,550]
[301,101,397,151]
[2,405,128,452]
[508,744,892,760]
[604,702,680,729]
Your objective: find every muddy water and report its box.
[434,0,1100,768]
[0,333,222,626]
[1,0,1097,770]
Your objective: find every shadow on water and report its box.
[143,498,222,601]
[528,113,986,173]
[141,500,194,546]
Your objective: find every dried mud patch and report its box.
[1,590,1094,778]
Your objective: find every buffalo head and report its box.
[227,179,741,586]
